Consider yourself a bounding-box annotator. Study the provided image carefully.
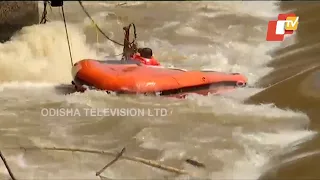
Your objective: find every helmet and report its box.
[138,48,153,59]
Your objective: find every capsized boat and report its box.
[71,59,248,98]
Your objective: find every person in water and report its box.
[131,47,161,66]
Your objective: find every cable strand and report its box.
[61,5,74,66]
[40,1,49,24]
[78,0,124,46]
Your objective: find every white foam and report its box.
[184,94,307,118]
[0,22,100,83]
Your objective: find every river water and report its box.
[0,1,319,180]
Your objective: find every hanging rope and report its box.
[78,0,139,61]
[61,5,74,66]
[126,23,138,47]
[78,0,124,46]
[255,64,320,95]
[122,23,138,60]
[40,1,49,24]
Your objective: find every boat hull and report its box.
[71,59,248,97]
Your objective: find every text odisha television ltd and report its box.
[41,107,170,117]
[266,13,299,41]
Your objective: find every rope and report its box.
[258,64,320,93]
[40,1,49,24]
[122,23,138,60]
[78,0,124,46]
[78,0,138,60]
[61,5,74,66]
[0,150,16,180]
[127,23,137,46]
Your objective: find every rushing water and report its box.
[0,1,319,180]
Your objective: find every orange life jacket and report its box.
[131,53,160,66]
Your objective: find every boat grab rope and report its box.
[61,5,74,66]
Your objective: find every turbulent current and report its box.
[0,1,319,180]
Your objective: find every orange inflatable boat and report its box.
[71,59,247,98]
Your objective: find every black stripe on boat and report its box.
[158,81,241,96]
